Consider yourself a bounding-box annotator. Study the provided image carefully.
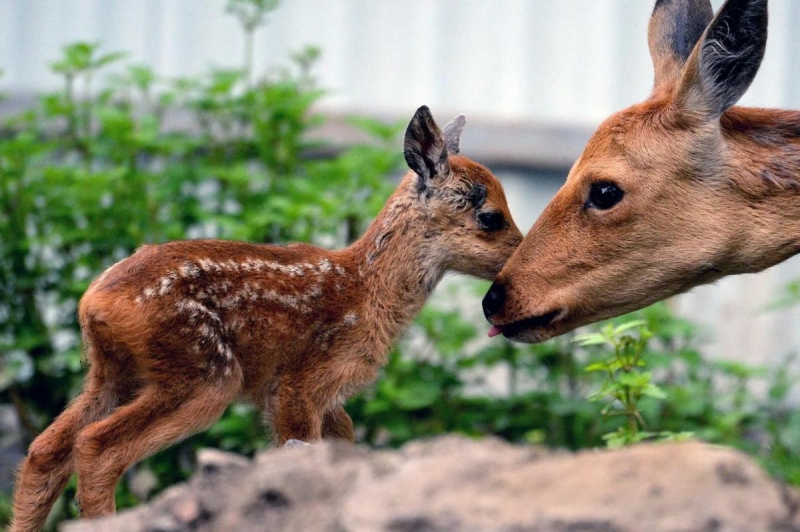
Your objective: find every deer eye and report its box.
[586,181,624,210]
[477,210,506,232]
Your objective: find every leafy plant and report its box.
[578,321,692,447]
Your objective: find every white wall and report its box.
[4,0,800,124]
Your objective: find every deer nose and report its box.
[483,282,506,320]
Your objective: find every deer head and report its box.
[402,106,523,283]
[483,0,800,343]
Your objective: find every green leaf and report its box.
[613,320,647,335]
[641,384,668,400]
[393,381,441,411]
[575,333,607,347]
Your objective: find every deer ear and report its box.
[648,0,714,93]
[442,115,466,155]
[677,0,768,119]
[404,106,451,189]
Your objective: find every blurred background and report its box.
[1,0,800,528]
[4,0,800,363]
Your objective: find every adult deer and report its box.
[482,0,795,343]
[11,106,522,531]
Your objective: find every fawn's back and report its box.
[80,239,363,400]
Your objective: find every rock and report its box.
[62,436,800,532]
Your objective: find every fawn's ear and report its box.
[649,0,714,93]
[676,0,768,119]
[442,115,466,155]
[404,106,451,189]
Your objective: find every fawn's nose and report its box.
[482,281,506,320]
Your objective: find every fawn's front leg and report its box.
[273,354,374,444]
[273,378,324,444]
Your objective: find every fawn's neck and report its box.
[341,177,445,349]
[719,107,800,273]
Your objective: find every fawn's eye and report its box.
[477,210,506,232]
[586,181,624,210]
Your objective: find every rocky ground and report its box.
[63,436,800,532]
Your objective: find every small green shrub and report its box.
[578,321,692,447]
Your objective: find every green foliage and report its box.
[579,321,691,447]
[767,279,800,310]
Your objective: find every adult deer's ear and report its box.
[442,115,466,155]
[648,0,714,93]
[404,106,450,191]
[676,0,768,119]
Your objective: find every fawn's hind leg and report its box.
[322,405,355,442]
[11,362,120,532]
[73,368,241,518]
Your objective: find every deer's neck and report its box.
[720,107,800,272]
[341,179,445,349]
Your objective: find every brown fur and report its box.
[485,0,797,343]
[10,109,522,530]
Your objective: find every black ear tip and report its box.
[652,0,670,14]
[413,105,432,121]
[406,105,439,139]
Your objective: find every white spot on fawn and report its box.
[261,290,302,311]
[344,313,358,326]
[317,258,332,274]
[198,258,214,272]
[216,341,234,360]
[158,275,176,296]
[198,323,214,338]
[179,263,201,278]
[286,265,305,277]
[307,282,323,299]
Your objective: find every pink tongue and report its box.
[488,325,503,338]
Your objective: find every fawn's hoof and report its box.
[283,439,311,448]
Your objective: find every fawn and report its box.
[11,105,522,530]
[483,0,799,343]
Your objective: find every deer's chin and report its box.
[494,308,568,344]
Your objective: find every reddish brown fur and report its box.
[11,109,521,530]
[485,0,798,343]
